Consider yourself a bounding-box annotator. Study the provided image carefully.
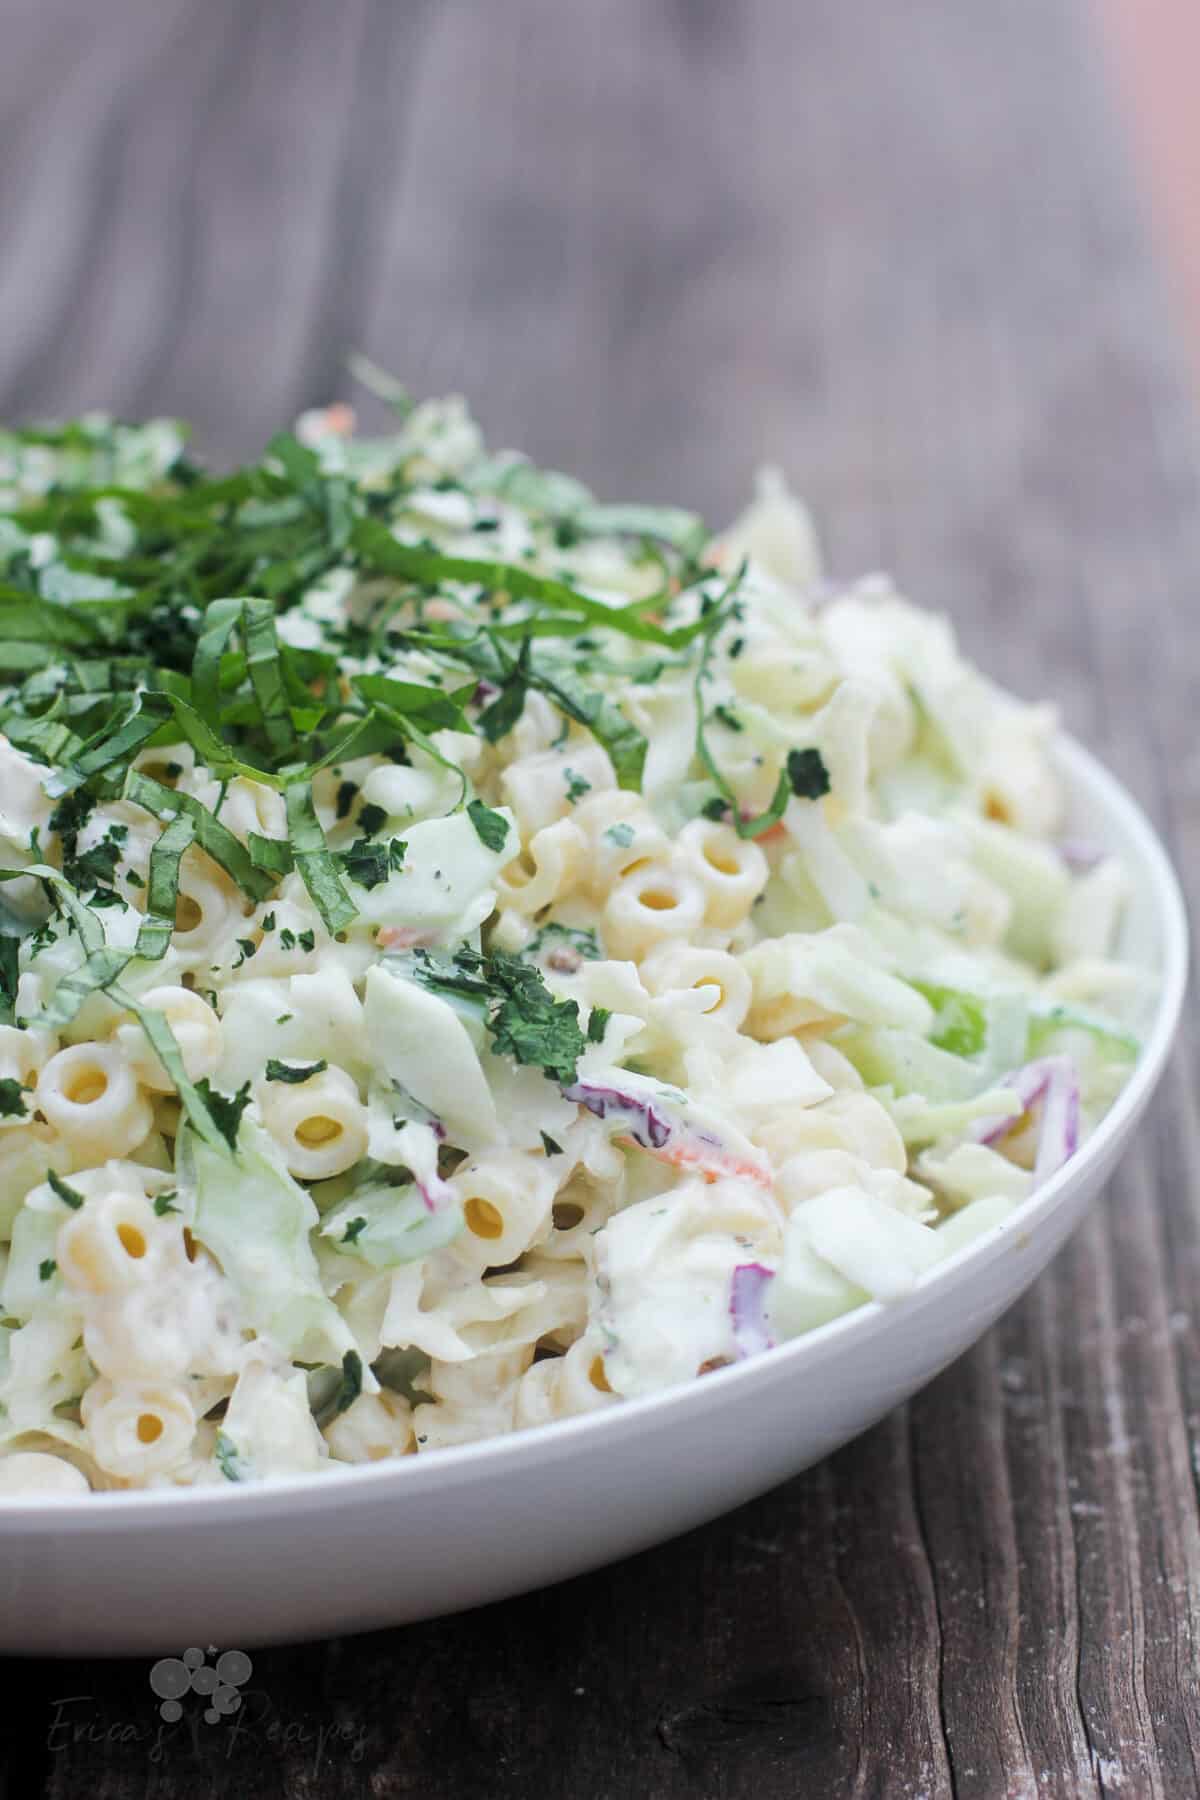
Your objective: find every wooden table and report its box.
[1,2,1197,1794]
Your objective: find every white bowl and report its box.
[0,733,1187,1656]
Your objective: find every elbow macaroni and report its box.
[258,1064,369,1179]
[35,1043,153,1164]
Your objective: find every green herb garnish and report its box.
[0,1077,27,1119]
[587,1007,611,1045]
[47,1170,85,1211]
[786,747,831,800]
[338,836,407,890]
[193,1078,252,1153]
[466,799,509,853]
[525,921,602,963]
[335,1349,364,1414]
[415,947,586,1084]
[265,1058,328,1084]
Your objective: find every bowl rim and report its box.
[0,728,1187,1528]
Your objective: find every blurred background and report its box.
[1,0,1196,527]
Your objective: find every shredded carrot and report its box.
[617,1134,772,1188]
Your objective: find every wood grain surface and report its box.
[0,2,1197,1795]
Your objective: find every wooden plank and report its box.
[0,0,1197,1795]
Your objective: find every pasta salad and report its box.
[0,384,1147,1494]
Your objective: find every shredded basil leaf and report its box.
[134,811,196,960]
[335,1349,364,1415]
[0,933,18,1026]
[284,782,358,934]
[124,769,276,901]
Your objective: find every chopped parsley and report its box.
[265,1058,328,1084]
[152,1191,180,1216]
[0,1077,27,1119]
[279,926,316,953]
[193,1078,252,1152]
[525,921,602,962]
[540,1131,563,1157]
[47,1170,85,1211]
[338,835,407,890]
[466,798,509,853]
[563,768,591,803]
[415,947,587,1084]
[604,822,635,848]
[786,747,831,800]
[483,954,586,1083]
[587,1007,611,1045]
[63,823,127,894]
[38,1258,56,1283]
[341,1215,368,1246]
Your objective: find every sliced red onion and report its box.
[414,1170,454,1214]
[968,1055,1080,1181]
[562,1080,673,1150]
[730,1262,775,1358]
[390,1083,447,1143]
[1033,1060,1080,1180]
[1058,838,1106,873]
[971,1060,1055,1144]
[392,1119,454,1212]
[562,1077,771,1185]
